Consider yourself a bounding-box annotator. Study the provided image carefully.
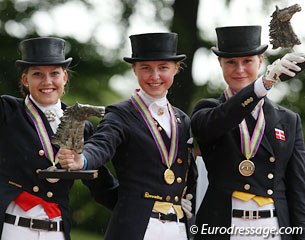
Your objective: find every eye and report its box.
[140,66,150,71]
[226,60,235,65]
[51,71,60,76]
[244,59,253,64]
[32,72,42,77]
[160,65,169,70]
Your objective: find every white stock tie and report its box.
[149,102,171,137]
[44,108,63,133]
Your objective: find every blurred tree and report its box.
[168,0,200,113]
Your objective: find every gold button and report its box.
[33,186,39,192]
[47,191,53,198]
[267,189,273,195]
[177,177,182,183]
[174,196,179,202]
[268,173,274,179]
[36,169,41,174]
[38,150,44,156]
[269,156,276,162]
[244,184,251,190]
[158,126,162,131]
[177,158,183,164]
[165,195,171,201]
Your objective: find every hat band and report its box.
[22,56,66,62]
[132,51,177,58]
[218,45,261,53]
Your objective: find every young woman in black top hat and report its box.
[58,32,197,240]
[0,37,118,240]
[191,25,305,239]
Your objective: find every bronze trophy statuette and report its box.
[38,102,105,180]
[269,3,305,81]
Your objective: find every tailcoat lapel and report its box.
[23,98,62,156]
[24,98,55,136]
[260,98,283,155]
[129,100,182,152]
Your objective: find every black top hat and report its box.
[211,25,268,58]
[15,37,72,70]
[123,32,186,63]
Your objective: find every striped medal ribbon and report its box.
[131,90,178,184]
[224,88,265,177]
[25,96,59,183]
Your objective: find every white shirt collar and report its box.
[137,89,171,137]
[29,95,62,113]
[251,99,264,120]
[137,89,168,108]
[29,95,63,133]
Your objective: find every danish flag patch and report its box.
[275,128,285,141]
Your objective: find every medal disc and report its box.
[239,160,255,177]
[46,165,60,183]
[164,168,175,184]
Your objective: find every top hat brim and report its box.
[15,58,73,70]
[123,54,186,64]
[211,45,268,58]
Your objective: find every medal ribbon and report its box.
[224,88,265,159]
[24,96,56,165]
[130,90,178,168]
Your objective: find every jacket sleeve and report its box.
[82,119,119,211]
[285,114,305,238]
[82,166,119,211]
[191,82,262,145]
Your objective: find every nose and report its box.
[151,69,160,80]
[236,63,245,73]
[43,74,53,84]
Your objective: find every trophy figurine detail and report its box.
[38,102,105,180]
[268,4,305,81]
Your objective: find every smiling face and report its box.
[132,61,179,98]
[219,55,263,93]
[21,65,68,106]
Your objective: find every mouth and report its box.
[40,88,56,94]
[233,77,248,81]
[148,82,163,87]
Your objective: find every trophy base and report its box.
[38,169,98,180]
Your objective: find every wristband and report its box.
[82,154,88,170]
[262,77,274,90]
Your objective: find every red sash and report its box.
[14,191,61,219]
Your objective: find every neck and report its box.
[29,95,61,110]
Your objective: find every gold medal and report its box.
[46,165,60,183]
[164,168,175,184]
[239,160,255,177]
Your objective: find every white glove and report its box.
[264,52,305,82]
[181,193,193,219]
